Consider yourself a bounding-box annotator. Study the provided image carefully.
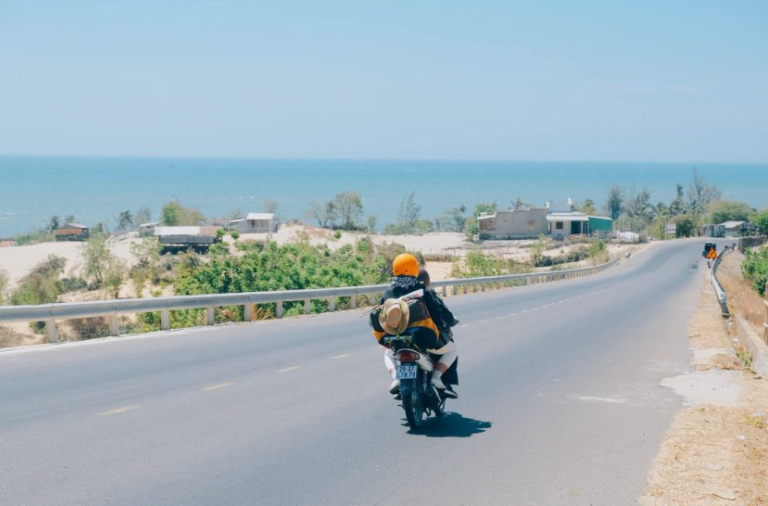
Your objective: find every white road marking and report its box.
[576,396,628,404]
[99,405,142,416]
[332,354,351,359]
[278,366,302,373]
[202,382,234,391]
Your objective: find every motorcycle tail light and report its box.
[397,350,420,363]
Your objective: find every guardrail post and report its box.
[442,286,447,297]
[161,309,170,330]
[206,306,215,325]
[481,283,485,292]
[526,276,531,286]
[244,303,252,322]
[276,301,283,318]
[350,296,357,309]
[109,314,119,336]
[46,319,58,343]
[463,284,468,294]
[453,285,458,296]
[304,299,311,315]
[328,297,335,312]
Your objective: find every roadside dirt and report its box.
[639,275,768,505]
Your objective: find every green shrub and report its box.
[742,249,768,296]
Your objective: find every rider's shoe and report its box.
[431,376,447,390]
[442,387,458,399]
[389,379,401,395]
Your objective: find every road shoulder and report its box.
[639,275,768,505]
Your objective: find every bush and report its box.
[742,249,768,297]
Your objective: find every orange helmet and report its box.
[392,253,419,277]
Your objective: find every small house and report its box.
[547,213,613,239]
[139,221,160,237]
[53,223,89,241]
[227,213,277,234]
[720,221,757,238]
[698,224,725,238]
[478,207,549,240]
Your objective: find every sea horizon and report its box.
[2,156,767,237]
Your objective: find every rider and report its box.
[370,253,459,398]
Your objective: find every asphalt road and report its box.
[0,239,717,506]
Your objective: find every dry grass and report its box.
[640,276,768,505]
[719,251,768,340]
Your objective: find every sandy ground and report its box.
[0,236,138,288]
[0,222,649,289]
[640,272,768,505]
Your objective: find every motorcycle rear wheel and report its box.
[402,384,424,429]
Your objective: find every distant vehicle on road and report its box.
[703,242,717,258]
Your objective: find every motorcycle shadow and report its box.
[404,412,492,438]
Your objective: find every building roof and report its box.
[720,221,747,229]
[139,221,159,228]
[246,213,275,220]
[154,226,202,236]
[546,213,589,222]
[57,223,88,229]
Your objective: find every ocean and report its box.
[1,157,766,237]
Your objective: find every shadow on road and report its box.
[405,412,492,438]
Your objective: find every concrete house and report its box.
[227,213,278,234]
[547,213,613,239]
[53,223,89,241]
[721,221,757,238]
[139,222,160,237]
[477,207,549,240]
[154,226,221,252]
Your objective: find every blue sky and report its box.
[1,0,766,161]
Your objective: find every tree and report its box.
[117,210,134,231]
[102,257,127,299]
[435,205,466,232]
[47,215,60,232]
[709,201,755,224]
[82,235,111,286]
[579,199,597,215]
[366,215,377,234]
[472,202,498,219]
[10,255,66,306]
[134,207,152,225]
[0,268,8,305]
[605,185,624,220]
[130,237,162,282]
[398,191,422,233]
[669,184,685,216]
[674,214,697,238]
[161,199,205,226]
[305,201,337,228]
[263,199,279,220]
[686,168,721,217]
[332,191,363,230]
[64,215,76,224]
[752,209,768,236]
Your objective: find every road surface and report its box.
[0,239,714,505]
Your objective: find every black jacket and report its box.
[378,276,457,331]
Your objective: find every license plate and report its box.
[396,365,418,380]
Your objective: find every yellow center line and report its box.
[99,405,142,416]
[278,365,302,373]
[202,382,234,391]
[332,353,351,359]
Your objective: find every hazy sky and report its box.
[1,1,766,161]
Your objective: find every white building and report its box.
[227,213,278,234]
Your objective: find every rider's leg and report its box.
[427,341,458,390]
[384,348,399,394]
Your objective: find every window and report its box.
[556,221,564,230]
[480,218,494,230]
[527,220,535,230]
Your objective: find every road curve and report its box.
[0,239,716,506]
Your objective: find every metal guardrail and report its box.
[711,247,732,317]
[0,256,622,343]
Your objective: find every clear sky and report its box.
[1,1,766,162]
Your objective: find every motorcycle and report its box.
[387,336,446,429]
